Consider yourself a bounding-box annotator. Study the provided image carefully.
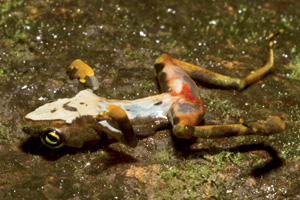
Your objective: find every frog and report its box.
[22,30,285,150]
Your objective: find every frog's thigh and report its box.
[154,57,201,98]
[169,101,204,139]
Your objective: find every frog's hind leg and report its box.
[67,59,100,91]
[175,116,285,139]
[155,29,283,90]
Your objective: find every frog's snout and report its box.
[22,126,35,135]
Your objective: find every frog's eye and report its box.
[41,129,63,148]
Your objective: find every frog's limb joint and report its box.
[67,59,100,91]
[94,105,138,147]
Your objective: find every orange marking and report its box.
[170,83,202,104]
[106,104,120,112]
[106,104,127,120]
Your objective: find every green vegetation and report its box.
[0,1,36,74]
[0,69,6,79]
[153,159,229,199]
[153,148,172,163]
[0,122,11,140]
[288,53,300,79]
[0,116,18,141]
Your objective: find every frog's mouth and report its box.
[22,126,36,136]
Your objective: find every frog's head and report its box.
[22,115,105,149]
[22,89,105,148]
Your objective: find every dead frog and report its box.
[22,30,285,150]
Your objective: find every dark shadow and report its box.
[22,132,282,176]
[171,135,282,177]
[195,79,254,91]
[21,137,138,165]
[234,144,283,177]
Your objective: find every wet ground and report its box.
[0,0,300,199]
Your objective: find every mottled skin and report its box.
[22,30,285,149]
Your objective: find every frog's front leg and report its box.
[67,59,100,91]
[94,105,138,147]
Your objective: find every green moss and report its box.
[152,153,243,199]
[205,97,248,123]
[0,121,11,140]
[288,53,300,79]
[141,79,156,91]
[107,68,118,78]
[153,148,172,163]
[0,69,6,79]
[10,69,23,78]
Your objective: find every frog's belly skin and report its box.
[98,93,178,124]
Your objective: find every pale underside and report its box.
[25,89,178,134]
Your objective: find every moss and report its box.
[153,148,172,163]
[107,68,118,78]
[0,69,6,79]
[152,157,239,199]
[0,126,11,140]
[288,53,300,79]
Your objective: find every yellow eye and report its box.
[41,129,63,148]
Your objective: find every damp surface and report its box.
[1,0,300,199]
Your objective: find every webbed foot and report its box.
[67,59,100,91]
[243,115,285,136]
